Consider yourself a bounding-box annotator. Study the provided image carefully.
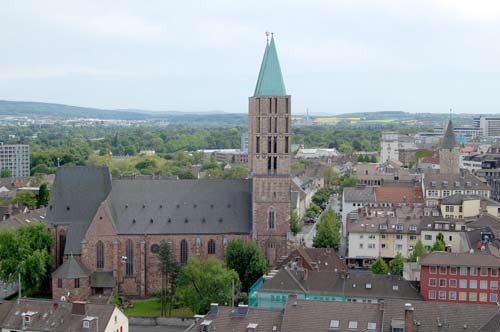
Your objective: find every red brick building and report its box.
[420,251,500,304]
[49,36,293,300]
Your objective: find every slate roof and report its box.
[419,251,500,268]
[466,213,500,237]
[0,299,116,332]
[277,248,346,272]
[423,172,490,191]
[442,119,457,149]
[52,255,90,279]
[188,306,283,332]
[382,299,500,332]
[254,35,286,96]
[91,271,115,288]
[281,299,381,332]
[107,178,252,235]
[260,269,421,301]
[441,193,480,205]
[343,186,376,203]
[47,166,112,254]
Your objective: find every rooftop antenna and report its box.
[449,108,453,121]
[265,31,270,43]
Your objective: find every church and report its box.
[49,35,293,300]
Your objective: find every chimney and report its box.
[210,303,219,316]
[288,294,298,306]
[404,303,414,332]
[71,301,86,315]
[238,304,249,316]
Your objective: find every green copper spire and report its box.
[254,35,286,96]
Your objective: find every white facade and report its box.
[348,232,380,259]
[479,116,500,137]
[0,144,30,177]
[103,307,129,332]
[380,132,399,162]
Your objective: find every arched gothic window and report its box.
[58,230,66,266]
[268,208,275,230]
[96,241,104,269]
[125,239,134,276]
[208,239,216,255]
[180,239,188,265]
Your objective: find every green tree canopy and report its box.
[0,169,11,178]
[409,240,426,262]
[36,183,50,208]
[313,208,340,249]
[389,253,405,276]
[158,241,180,317]
[14,191,37,209]
[176,257,239,314]
[225,239,267,291]
[371,257,389,274]
[431,232,446,252]
[290,209,302,236]
[0,223,52,293]
[323,165,339,188]
[312,188,332,206]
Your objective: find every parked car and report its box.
[303,216,316,224]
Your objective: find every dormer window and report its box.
[431,181,436,187]
[83,320,90,328]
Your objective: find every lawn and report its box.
[124,299,193,318]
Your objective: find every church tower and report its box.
[248,35,291,265]
[439,119,460,174]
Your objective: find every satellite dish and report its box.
[60,296,66,302]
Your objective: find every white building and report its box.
[295,148,340,159]
[478,116,500,137]
[0,144,30,177]
[380,132,417,162]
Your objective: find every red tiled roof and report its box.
[375,186,423,203]
[420,157,440,164]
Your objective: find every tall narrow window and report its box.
[268,136,272,153]
[58,231,66,266]
[268,208,275,229]
[180,239,188,265]
[269,98,272,113]
[285,117,289,133]
[74,278,80,288]
[268,157,272,171]
[258,98,261,114]
[285,137,289,153]
[257,117,261,133]
[125,239,134,276]
[268,117,272,132]
[274,117,278,133]
[273,137,277,153]
[96,241,104,269]
[275,98,278,113]
[285,98,289,114]
[208,239,216,255]
[273,157,278,172]
[256,137,260,153]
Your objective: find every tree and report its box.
[158,241,180,317]
[225,239,267,291]
[176,257,239,314]
[290,209,302,236]
[409,240,426,262]
[389,253,405,276]
[0,223,52,294]
[313,208,340,249]
[323,165,339,188]
[0,169,11,178]
[371,257,389,274]
[36,183,50,208]
[13,191,37,209]
[312,188,332,206]
[339,176,357,191]
[431,232,446,252]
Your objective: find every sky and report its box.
[2,0,500,115]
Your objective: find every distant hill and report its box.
[0,100,247,125]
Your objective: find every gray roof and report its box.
[47,166,112,254]
[107,178,252,235]
[0,299,115,332]
[442,119,457,149]
[343,186,375,203]
[423,172,490,191]
[52,255,90,279]
[441,193,479,205]
[91,271,115,288]
[260,269,421,301]
[420,251,500,268]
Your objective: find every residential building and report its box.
[341,186,376,235]
[47,36,293,299]
[478,116,500,137]
[347,206,422,262]
[354,161,421,186]
[240,132,248,152]
[249,268,421,309]
[440,194,481,218]
[275,247,346,272]
[439,120,460,174]
[0,299,128,332]
[422,172,491,207]
[419,217,470,252]
[420,251,500,305]
[380,132,417,162]
[0,144,29,177]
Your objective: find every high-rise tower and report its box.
[439,120,460,174]
[248,35,291,265]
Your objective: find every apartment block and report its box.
[0,144,29,177]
